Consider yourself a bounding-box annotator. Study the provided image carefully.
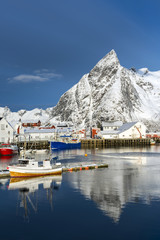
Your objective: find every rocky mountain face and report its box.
[50,50,160,130]
[1,49,160,131]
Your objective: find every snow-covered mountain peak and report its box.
[87,49,120,88]
[1,49,160,131]
[95,49,119,68]
[50,50,160,130]
[89,49,120,75]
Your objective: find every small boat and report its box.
[150,139,156,145]
[50,136,81,150]
[7,157,62,178]
[0,144,18,156]
[0,169,10,178]
[32,149,49,154]
[51,141,81,150]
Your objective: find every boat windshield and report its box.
[18,160,29,165]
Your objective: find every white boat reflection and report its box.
[8,175,62,219]
[8,175,62,191]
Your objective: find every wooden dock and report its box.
[16,141,50,150]
[15,138,151,151]
[81,138,151,149]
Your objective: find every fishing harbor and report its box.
[0,146,160,238]
[16,138,151,151]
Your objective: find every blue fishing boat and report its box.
[50,135,81,150]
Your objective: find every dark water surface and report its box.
[1,146,160,240]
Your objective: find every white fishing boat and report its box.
[8,157,62,178]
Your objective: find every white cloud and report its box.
[8,70,62,83]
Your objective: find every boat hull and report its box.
[0,148,13,156]
[9,167,62,178]
[0,145,18,156]
[51,141,81,150]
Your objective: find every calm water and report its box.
[1,146,160,240]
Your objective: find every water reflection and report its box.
[1,147,160,224]
[8,175,62,219]
[67,150,160,223]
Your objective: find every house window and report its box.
[1,124,5,130]
[8,131,10,135]
[6,125,8,128]
[1,137,5,142]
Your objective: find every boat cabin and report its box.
[18,158,52,169]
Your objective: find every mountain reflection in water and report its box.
[66,150,160,223]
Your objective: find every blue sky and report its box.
[0,0,160,111]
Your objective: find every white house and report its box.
[98,122,146,139]
[16,128,74,142]
[117,122,146,139]
[0,118,14,143]
[102,121,123,131]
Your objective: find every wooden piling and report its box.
[80,138,151,149]
[16,141,50,150]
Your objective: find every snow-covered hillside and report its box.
[1,49,160,130]
[0,107,51,125]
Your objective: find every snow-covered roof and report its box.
[147,132,160,135]
[22,119,41,123]
[0,118,14,129]
[117,122,138,134]
[99,130,119,135]
[102,121,123,127]
[99,122,139,135]
[24,128,73,134]
[9,120,19,128]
